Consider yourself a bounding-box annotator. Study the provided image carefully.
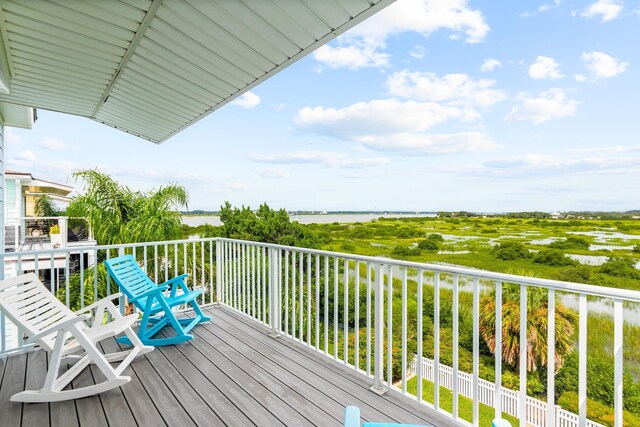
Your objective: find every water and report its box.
[567,231,640,242]
[182,213,436,227]
[566,254,609,266]
[589,244,636,251]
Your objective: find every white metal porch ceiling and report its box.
[0,0,394,143]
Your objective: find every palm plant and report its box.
[67,169,188,245]
[480,282,578,372]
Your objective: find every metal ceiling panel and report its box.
[0,0,396,143]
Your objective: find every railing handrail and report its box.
[5,216,76,220]
[0,237,218,258]
[217,238,640,303]
[3,236,640,302]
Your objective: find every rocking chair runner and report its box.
[0,273,153,403]
[104,255,211,346]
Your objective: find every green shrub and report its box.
[549,236,590,250]
[558,391,640,427]
[340,242,356,251]
[633,244,640,253]
[557,265,592,283]
[533,249,577,266]
[418,239,440,251]
[427,233,444,242]
[599,256,640,279]
[391,246,421,257]
[492,242,530,260]
[350,226,373,239]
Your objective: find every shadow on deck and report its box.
[0,306,460,427]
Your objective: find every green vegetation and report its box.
[180,211,640,426]
[549,236,590,250]
[217,202,322,248]
[34,194,64,217]
[68,169,188,245]
[534,249,577,266]
[406,376,519,425]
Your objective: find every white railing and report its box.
[408,355,606,427]
[217,238,640,427]
[0,237,217,353]
[1,236,639,427]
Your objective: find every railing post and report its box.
[370,262,386,395]
[60,217,68,248]
[118,246,125,314]
[269,247,280,338]
[215,239,222,305]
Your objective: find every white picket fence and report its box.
[409,355,606,427]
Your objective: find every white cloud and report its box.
[569,145,640,154]
[248,151,390,169]
[522,0,563,17]
[528,56,564,80]
[539,0,564,13]
[355,132,499,155]
[39,137,73,151]
[355,0,490,44]
[409,45,425,59]
[259,168,290,179]
[574,74,587,82]
[454,153,640,178]
[14,150,36,162]
[480,58,502,72]
[386,70,506,107]
[313,38,390,69]
[506,89,579,124]
[313,0,489,69]
[295,98,473,138]
[231,91,261,108]
[4,127,23,145]
[581,0,623,22]
[581,51,628,78]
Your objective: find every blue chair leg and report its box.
[344,406,361,427]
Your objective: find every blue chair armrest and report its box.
[129,285,169,303]
[492,420,512,427]
[344,406,361,427]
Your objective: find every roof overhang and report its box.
[0,101,34,128]
[0,0,395,143]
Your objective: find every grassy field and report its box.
[308,216,640,290]
[406,376,519,426]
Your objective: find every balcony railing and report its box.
[2,236,640,427]
[4,216,93,252]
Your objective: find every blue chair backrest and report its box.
[104,255,157,309]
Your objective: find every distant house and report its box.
[550,211,564,219]
[4,170,72,218]
[3,171,95,279]
[4,170,74,251]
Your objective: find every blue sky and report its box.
[6,0,640,212]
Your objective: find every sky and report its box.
[5,0,640,213]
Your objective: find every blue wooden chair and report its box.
[104,255,211,346]
[344,406,432,427]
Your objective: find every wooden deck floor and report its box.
[0,305,460,427]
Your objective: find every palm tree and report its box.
[480,282,578,372]
[67,169,188,245]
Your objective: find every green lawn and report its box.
[406,376,519,426]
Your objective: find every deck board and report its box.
[1,305,462,427]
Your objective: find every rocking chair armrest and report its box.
[129,285,169,303]
[75,293,123,315]
[25,314,92,344]
[160,274,190,289]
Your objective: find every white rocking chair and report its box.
[0,273,153,402]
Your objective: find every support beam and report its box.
[91,0,163,117]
